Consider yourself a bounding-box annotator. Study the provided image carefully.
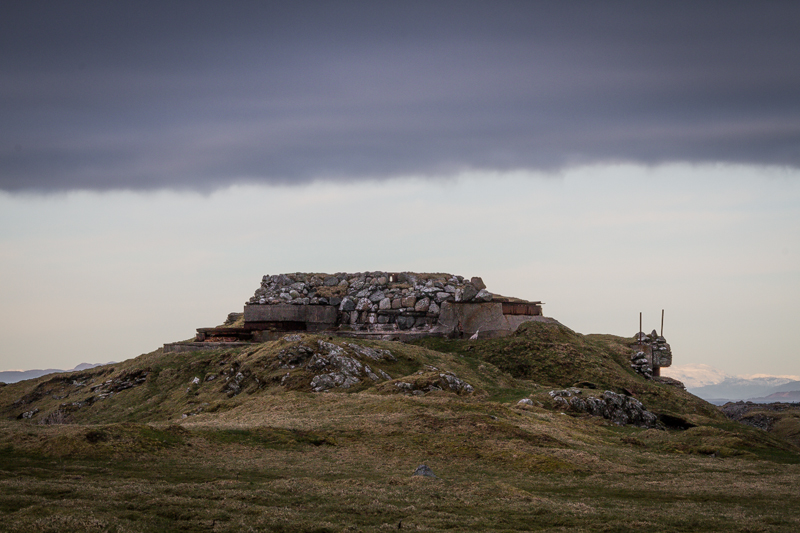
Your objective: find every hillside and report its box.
[1,320,799,531]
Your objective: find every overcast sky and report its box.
[1,2,798,377]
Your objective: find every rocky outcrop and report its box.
[276,337,394,392]
[380,367,475,396]
[652,376,686,389]
[721,401,800,431]
[549,388,658,428]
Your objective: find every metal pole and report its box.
[661,309,664,337]
[639,312,642,344]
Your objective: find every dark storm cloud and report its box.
[2,1,799,192]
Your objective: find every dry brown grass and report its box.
[2,332,800,530]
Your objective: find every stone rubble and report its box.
[549,388,659,428]
[248,272,493,331]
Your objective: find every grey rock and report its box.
[396,316,415,330]
[414,297,431,312]
[379,297,392,310]
[339,298,355,311]
[369,291,386,303]
[475,289,493,302]
[412,464,438,478]
[435,292,452,304]
[458,284,478,302]
[550,388,658,428]
[324,276,340,286]
[401,296,417,308]
[345,343,396,361]
[355,288,371,298]
[470,277,486,290]
[438,372,475,394]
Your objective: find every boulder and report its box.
[369,291,385,303]
[412,465,438,478]
[458,284,478,302]
[339,298,356,312]
[401,295,417,308]
[435,292,453,304]
[470,277,486,290]
[475,289,493,302]
[396,316,415,330]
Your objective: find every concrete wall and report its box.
[244,304,338,327]
[435,301,541,339]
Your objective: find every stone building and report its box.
[193,271,546,344]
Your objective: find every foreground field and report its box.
[1,324,799,531]
[2,410,799,532]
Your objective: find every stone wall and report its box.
[630,330,673,378]
[246,271,526,336]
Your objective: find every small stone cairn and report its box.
[248,272,493,331]
[630,330,672,379]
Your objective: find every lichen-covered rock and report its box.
[549,389,658,428]
[381,369,475,396]
[276,338,395,392]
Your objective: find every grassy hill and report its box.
[1,320,799,531]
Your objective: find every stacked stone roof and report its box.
[248,272,494,331]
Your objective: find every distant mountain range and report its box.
[659,364,800,405]
[0,363,114,384]
[688,377,800,405]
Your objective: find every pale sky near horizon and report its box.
[2,3,799,377]
[2,163,798,376]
